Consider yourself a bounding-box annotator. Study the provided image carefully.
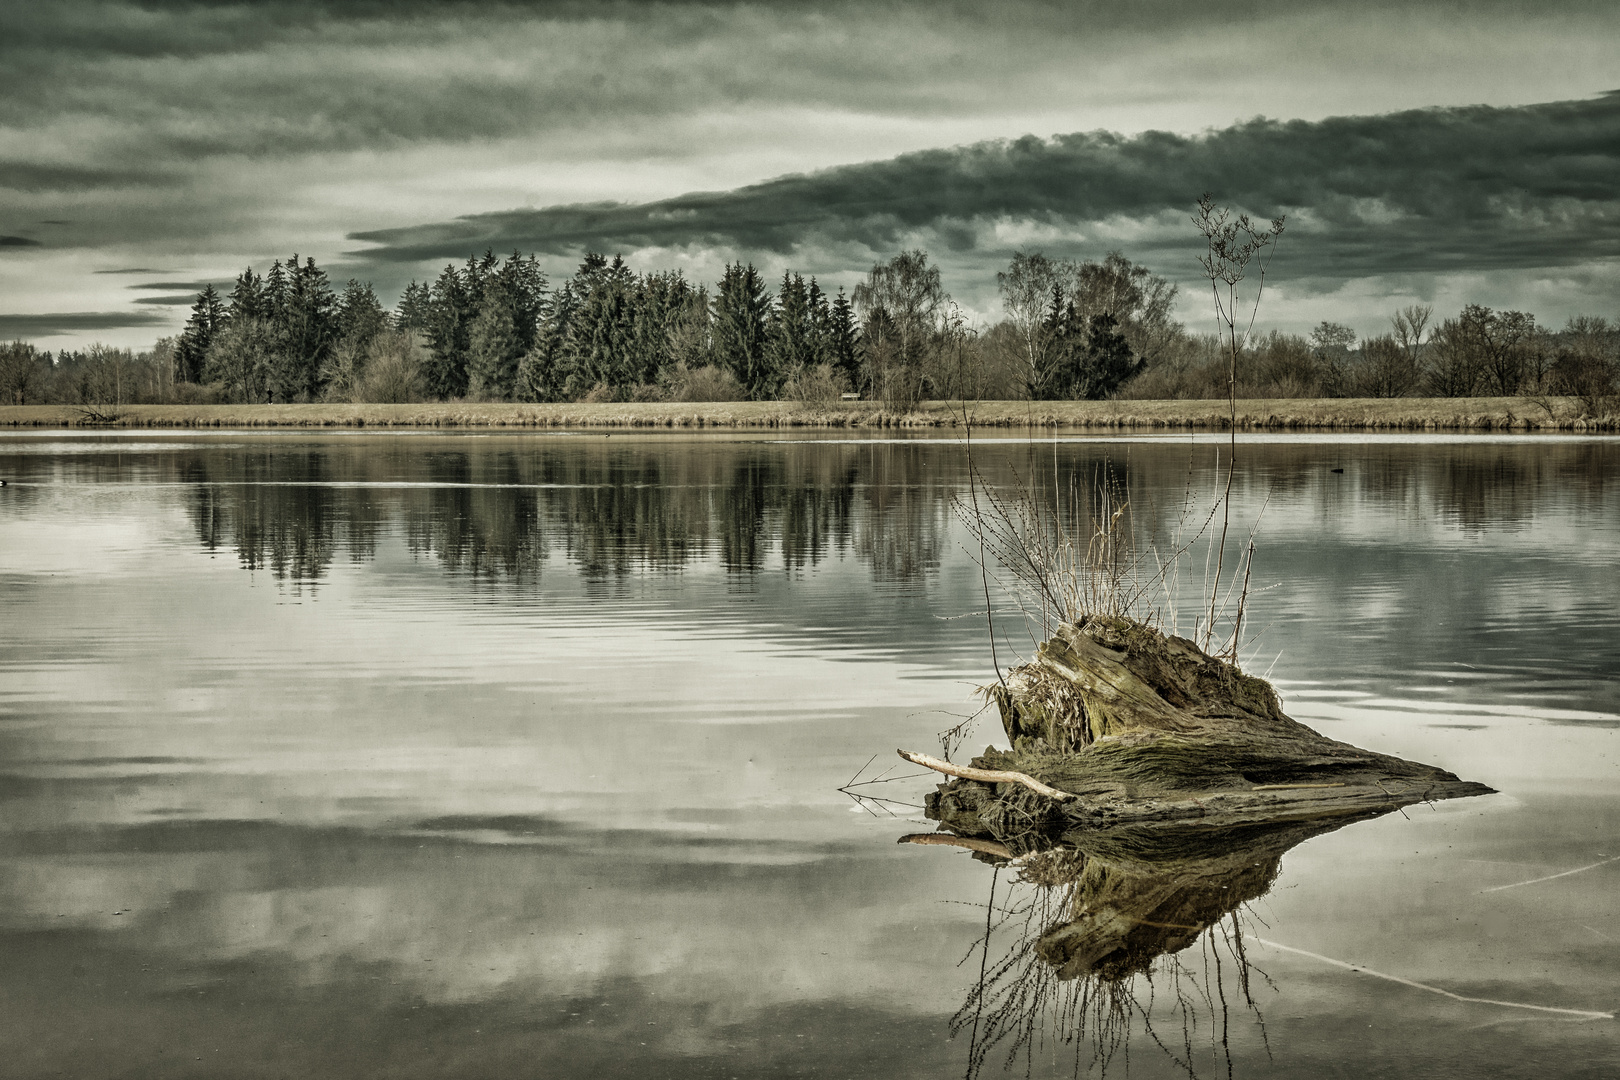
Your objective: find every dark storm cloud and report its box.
[1,236,43,248]
[132,295,205,306]
[0,311,170,336]
[127,281,218,292]
[0,162,172,193]
[1,2,933,161]
[5,1,1610,168]
[348,94,1620,282]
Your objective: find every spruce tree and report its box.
[489,251,549,357]
[275,256,336,402]
[395,281,433,333]
[1031,287,1079,399]
[713,262,773,399]
[519,255,596,402]
[225,268,265,323]
[423,263,472,399]
[805,278,830,365]
[1035,302,1142,400]
[766,272,813,377]
[175,284,224,384]
[568,276,635,395]
[1073,312,1142,399]
[466,283,524,400]
[826,287,861,391]
[259,259,291,397]
[335,280,388,353]
[559,255,636,396]
[626,270,690,386]
[262,259,289,320]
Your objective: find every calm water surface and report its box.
[0,430,1616,1078]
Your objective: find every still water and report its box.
[0,430,1616,1078]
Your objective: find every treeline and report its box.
[0,341,176,409]
[1126,306,1620,411]
[1,246,1616,410]
[176,250,873,407]
[0,247,1168,409]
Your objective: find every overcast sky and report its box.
[2,0,1618,350]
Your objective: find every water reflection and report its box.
[21,434,1580,598]
[912,811,1396,1079]
[2,432,1618,1079]
[164,440,951,583]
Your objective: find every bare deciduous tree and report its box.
[997,251,1073,394]
[0,341,42,405]
[855,249,946,407]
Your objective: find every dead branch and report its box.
[899,748,1075,801]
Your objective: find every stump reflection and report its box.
[906,810,1397,1078]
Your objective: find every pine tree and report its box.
[395,281,433,332]
[1035,301,1141,400]
[260,259,291,396]
[519,253,600,401]
[175,284,224,384]
[274,255,337,402]
[805,278,830,364]
[466,283,524,400]
[713,262,774,399]
[262,259,289,319]
[490,252,549,357]
[1031,287,1077,399]
[423,263,472,399]
[626,270,695,385]
[335,280,388,352]
[766,272,814,377]
[1073,312,1142,399]
[225,268,265,324]
[826,287,861,391]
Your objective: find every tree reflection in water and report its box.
[911,811,1398,1079]
[172,439,950,585]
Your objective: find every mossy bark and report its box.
[931,615,1493,843]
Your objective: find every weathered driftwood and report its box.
[919,614,1493,842]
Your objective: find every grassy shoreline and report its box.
[1,397,1615,432]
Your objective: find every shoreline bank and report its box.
[1,397,1614,432]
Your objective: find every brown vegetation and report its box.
[2,395,1614,430]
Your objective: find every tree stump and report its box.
[925,614,1493,845]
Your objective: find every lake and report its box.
[0,429,1615,1078]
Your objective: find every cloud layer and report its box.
[349,94,1620,287]
[0,310,170,338]
[3,1,1618,344]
